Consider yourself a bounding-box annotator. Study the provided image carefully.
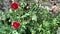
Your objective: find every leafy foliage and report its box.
[0,0,59,34]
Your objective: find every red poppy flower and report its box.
[10,2,19,10]
[12,21,20,29]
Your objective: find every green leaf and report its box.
[12,30,19,34]
[32,14,37,21]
